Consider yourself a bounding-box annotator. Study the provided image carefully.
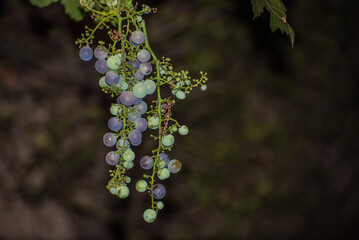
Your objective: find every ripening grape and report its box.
[108,117,123,131]
[159,153,170,163]
[105,151,120,165]
[144,80,156,95]
[134,70,144,80]
[137,49,151,63]
[140,156,153,170]
[116,139,130,150]
[105,71,120,85]
[79,46,93,61]
[107,55,122,70]
[156,160,166,169]
[176,91,186,100]
[99,76,107,88]
[119,91,136,106]
[168,159,182,173]
[151,184,166,200]
[162,134,175,147]
[121,82,129,90]
[130,31,145,45]
[135,101,148,114]
[129,130,142,144]
[157,168,170,180]
[134,118,148,132]
[133,82,148,98]
[143,209,157,223]
[118,185,130,199]
[178,125,189,135]
[95,59,109,73]
[103,132,117,147]
[128,111,141,123]
[94,46,108,60]
[136,180,148,192]
[123,149,135,161]
[139,62,152,75]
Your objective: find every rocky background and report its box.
[0,0,358,239]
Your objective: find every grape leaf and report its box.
[60,0,84,22]
[251,0,295,47]
[251,0,265,19]
[29,0,59,7]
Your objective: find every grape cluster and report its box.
[77,0,208,222]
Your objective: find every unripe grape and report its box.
[176,91,186,100]
[107,55,122,70]
[110,104,121,116]
[143,209,157,223]
[137,49,151,63]
[157,168,170,180]
[116,139,130,150]
[148,116,160,129]
[201,85,207,91]
[178,125,189,135]
[131,31,145,45]
[144,80,156,95]
[125,176,131,184]
[157,160,166,169]
[136,180,148,192]
[79,46,93,61]
[121,82,129,90]
[159,153,169,163]
[123,149,135,161]
[157,201,164,210]
[99,76,107,88]
[123,161,134,169]
[118,186,129,199]
[133,82,147,98]
[109,186,120,195]
[162,134,175,147]
[103,132,117,147]
[168,159,182,173]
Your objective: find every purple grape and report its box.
[151,184,166,200]
[131,139,142,146]
[128,111,141,122]
[94,47,108,60]
[134,97,143,105]
[130,31,145,45]
[128,59,140,70]
[103,132,117,147]
[135,101,148,114]
[137,49,151,63]
[159,153,170,163]
[130,39,138,47]
[119,91,136,106]
[129,130,142,144]
[79,46,93,61]
[134,118,148,132]
[108,117,123,131]
[116,139,130,150]
[105,71,120,85]
[139,62,152,75]
[140,156,153,170]
[134,70,144,80]
[106,151,120,166]
[95,59,109,74]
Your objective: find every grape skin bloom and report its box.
[103,132,117,147]
[108,117,123,131]
[130,31,145,45]
[94,46,108,60]
[140,156,153,170]
[106,151,120,166]
[139,62,152,75]
[79,46,93,61]
[137,49,151,63]
[151,184,166,200]
[95,59,109,74]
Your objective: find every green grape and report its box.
[143,209,157,223]
[156,201,164,210]
[123,149,135,161]
[148,116,159,129]
[110,104,121,116]
[157,168,170,180]
[179,125,189,135]
[201,85,207,91]
[109,186,120,195]
[118,186,130,199]
[123,161,134,169]
[125,176,131,183]
[144,80,156,95]
[176,91,186,100]
[162,134,175,147]
[136,180,148,192]
[156,159,166,169]
[133,82,148,98]
[107,55,122,70]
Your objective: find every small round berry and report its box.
[136,180,148,192]
[176,91,186,100]
[143,209,157,223]
[156,201,164,210]
[178,125,189,135]
[157,168,170,180]
[123,149,135,161]
[162,134,175,147]
[168,159,182,173]
[118,186,129,199]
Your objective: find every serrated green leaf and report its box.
[60,0,84,22]
[29,0,59,7]
[251,0,265,19]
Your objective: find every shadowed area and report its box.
[0,0,358,239]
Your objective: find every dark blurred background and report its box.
[1,0,359,239]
